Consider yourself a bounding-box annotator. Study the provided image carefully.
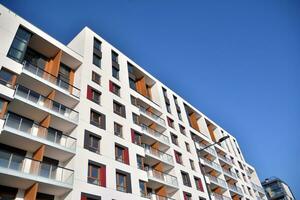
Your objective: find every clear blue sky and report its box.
[2,0,299,198]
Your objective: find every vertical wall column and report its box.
[44,50,62,77]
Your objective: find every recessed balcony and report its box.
[140,124,170,146]
[0,150,73,196]
[8,85,78,132]
[206,174,227,190]
[0,113,76,161]
[228,184,243,196]
[146,168,178,190]
[143,144,174,169]
[222,168,238,181]
[139,106,166,127]
[211,192,232,200]
[201,157,222,172]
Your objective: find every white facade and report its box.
[0,4,267,200]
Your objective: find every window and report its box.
[167,117,174,128]
[113,101,126,118]
[92,71,101,85]
[181,171,191,187]
[177,112,182,120]
[129,77,136,90]
[179,124,186,135]
[132,113,139,125]
[114,122,123,137]
[137,155,144,170]
[194,177,204,192]
[190,159,195,171]
[131,129,142,146]
[174,151,183,165]
[183,192,192,200]
[93,54,101,68]
[7,26,32,62]
[81,192,101,200]
[115,144,129,165]
[130,95,138,106]
[166,103,171,113]
[94,38,101,51]
[84,130,101,154]
[0,68,16,88]
[112,66,119,79]
[112,50,118,63]
[90,110,106,129]
[185,142,191,152]
[139,180,147,197]
[87,86,101,104]
[87,162,106,187]
[116,171,131,193]
[109,81,121,96]
[171,133,178,146]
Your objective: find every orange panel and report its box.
[24,183,38,200]
[39,115,51,128]
[207,124,216,142]
[189,112,200,132]
[155,186,167,197]
[33,145,45,161]
[69,69,75,93]
[0,100,8,119]
[136,77,148,97]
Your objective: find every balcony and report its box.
[23,61,80,99]
[149,194,176,200]
[140,124,169,145]
[222,168,238,180]
[206,174,227,188]
[0,113,76,161]
[202,158,222,171]
[218,153,233,165]
[0,150,73,195]
[228,184,243,195]
[198,142,216,156]
[251,182,265,194]
[9,85,78,132]
[143,144,174,166]
[0,79,15,100]
[139,106,166,127]
[147,168,178,188]
[212,193,232,200]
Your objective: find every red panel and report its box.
[109,80,113,92]
[87,85,93,100]
[198,179,204,192]
[100,165,106,187]
[174,150,179,163]
[81,195,87,200]
[131,129,135,143]
[124,148,130,165]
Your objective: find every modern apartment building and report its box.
[0,4,267,200]
[261,177,295,200]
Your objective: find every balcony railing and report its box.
[222,168,237,179]
[218,153,233,165]
[202,158,222,171]
[139,106,166,126]
[0,150,74,185]
[23,61,80,98]
[198,143,216,155]
[212,193,232,200]
[147,168,178,187]
[149,194,176,200]
[228,184,243,195]
[140,124,169,144]
[4,113,76,151]
[143,144,174,165]
[207,174,227,188]
[15,85,79,122]
[251,182,265,194]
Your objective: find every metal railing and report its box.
[140,124,169,144]
[143,144,174,165]
[139,106,166,126]
[198,142,216,155]
[206,174,227,188]
[222,168,238,179]
[147,168,178,187]
[0,150,74,185]
[15,85,79,122]
[149,194,176,200]
[251,182,265,194]
[212,193,232,200]
[202,157,222,171]
[228,184,243,195]
[4,113,76,151]
[218,153,233,165]
[23,61,80,98]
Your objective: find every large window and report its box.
[115,144,129,165]
[111,50,118,63]
[0,68,16,88]
[84,130,101,154]
[181,171,191,187]
[129,78,136,91]
[87,161,106,187]
[7,26,32,62]
[92,71,101,85]
[112,66,119,80]
[90,110,106,129]
[194,177,204,192]
[139,180,147,197]
[113,101,126,118]
[116,172,127,192]
[109,81,121,96]
[114,122,123,138]
[93,54,101,68]
[136,155,144,170]
[94,38,101,51]
[87,86,101,105]
[131,130,142,146]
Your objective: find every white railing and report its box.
[207,174,227,188]
[0,150,74,185]
[140,124,169,144]
[198,143,216,155]
[212,193,232,200]
[228,184,243,195]
[143,144,174,165]
[202,158,222,171]
[222,168,238,179]
[147,168,178,187]
[23,61,80,98]
[15,85,79,122]
[139,106,166,126]
[4,113,76,151]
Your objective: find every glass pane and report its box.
[39,163,51,178]
[0,150,10,167]
[19,118,33,133]
[10,154,23,170]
